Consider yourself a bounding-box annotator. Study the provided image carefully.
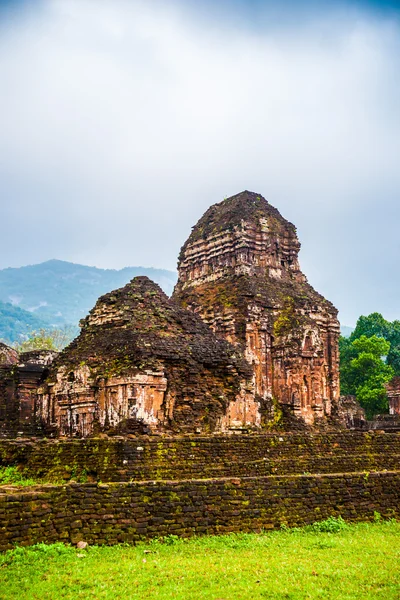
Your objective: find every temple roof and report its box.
[182,190,297,247]
[51,276,250,379]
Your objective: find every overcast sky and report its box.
[0,0,399,325]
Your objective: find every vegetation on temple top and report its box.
[181,190,298,250]
[55,277,249,376]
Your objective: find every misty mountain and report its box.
[0,300,50,344]
[0,260,177,341]
[0,259,357,346]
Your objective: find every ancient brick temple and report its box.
[173,191,340,425]
[1,191,341,436]
[4,193,400,556]
[37,277,251,436]
[0,345,57,436]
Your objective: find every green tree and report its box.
[339,335,357,395]
[13,326,77,353]
[340,334,393,418]
[349,313,400,376]
[387,320,400,374]
[350,312,390,341]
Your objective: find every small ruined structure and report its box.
[0,343,19,367]
[374,377,400,430]
[0,344,57,436]
[385,377,400,415]
[0,344,19,434]
[335,395,367,429]
[173,191,340,425]
[38,277,251,436]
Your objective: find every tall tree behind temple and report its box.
[339,312,400,418]
[350,313,400,375]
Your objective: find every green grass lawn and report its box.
[1,520,399,600]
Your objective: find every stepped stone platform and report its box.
[1,432,399,550]
[1,431,400,482]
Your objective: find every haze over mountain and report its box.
[0,260,177,343]
[0,300,49,344]
[0,258,356,346]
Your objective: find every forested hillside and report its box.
[0,301,48,343]
[0,260,177,344]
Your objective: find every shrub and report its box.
[310,516,348,533]
[0,466,36,487]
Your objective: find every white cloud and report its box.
[0,0,400,324]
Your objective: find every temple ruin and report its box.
[1,191,342,436]
[37,276,251,436]
[2,193,400,553]
[173,191,340,425]
[0,345,56,436]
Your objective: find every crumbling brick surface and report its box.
[38,277,252,436]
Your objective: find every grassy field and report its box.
[0,519,399,599]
